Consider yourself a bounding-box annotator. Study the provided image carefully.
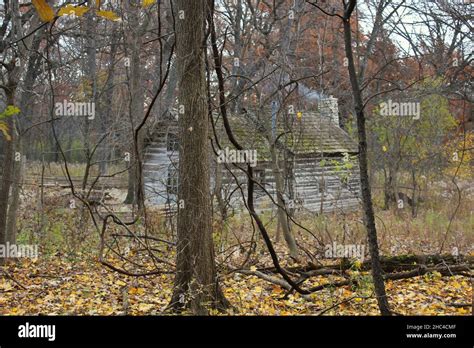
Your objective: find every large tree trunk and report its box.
[3,12,43,257]
[0,0,21,266]
[342,1,391,316]
[170,0,227,314]
[0,91,16,266]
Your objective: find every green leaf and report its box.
[0,105,21,119]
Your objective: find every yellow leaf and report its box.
[32,0,55,22]
[353,260,362,270]
[452,281,461,289]
[143,0,157,7]
[129,287,145,295]
[138,303,153,312]
[58,5,89,17]
[272,285,283,294]
[0,122,11,141]
[116,280,127,287]
[97,10,120,21]
[382,145,387,152]
[0,282,13,291]
[342,288,352,297]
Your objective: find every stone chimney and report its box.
[318,96,340,126]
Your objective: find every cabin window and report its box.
[167,133,179,152]
[166,166,179,195]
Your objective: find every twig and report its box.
[1,269,27,290]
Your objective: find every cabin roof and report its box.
[215,110,358,160]
[289,112,359,154]
[153,108,358,160]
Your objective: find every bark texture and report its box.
[170,0,227,314]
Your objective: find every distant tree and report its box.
[370,89,457,214]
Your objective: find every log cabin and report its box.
[143,97,361,214]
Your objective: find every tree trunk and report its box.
[81,0,97,191]
[214,162,227,222]
[169,0,228,314]
[4,12,43,256]
[270,145,298,260]
[411,169,418,218]
[342,3,391,316]
[0,91,16,266]
[383,169,392,210]
[123,2,145,211]
[98,27,118,175]
[6,136,22,248]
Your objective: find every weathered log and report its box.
[258,254,474,274]
[384,264,471,281]
[247,260,472,294]
[366,254,473,273]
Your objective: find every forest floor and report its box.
[0,256,471,316]
[1,176,472,315]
